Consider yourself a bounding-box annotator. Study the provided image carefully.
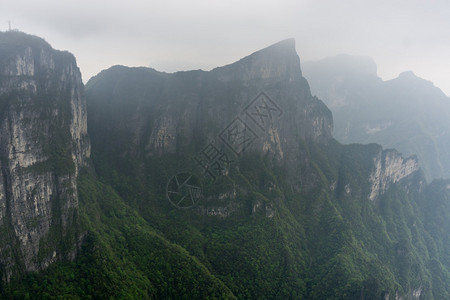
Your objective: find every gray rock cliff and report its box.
[0,31,90,279]
[369,148,419,201]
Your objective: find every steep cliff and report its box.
[0,31,90,279]
[369,148,419,201]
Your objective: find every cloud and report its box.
[1,0,450,95]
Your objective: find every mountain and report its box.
[84,41,450,298]
[86,39,332,197]
[0,31,90,280]
[1,33,450,299]
[302,55,450,181]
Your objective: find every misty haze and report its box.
[0,1,449,299]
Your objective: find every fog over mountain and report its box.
[1,0,450,95]
[1,1,450,298]
[1,30,450,299]
[303,55,450,181]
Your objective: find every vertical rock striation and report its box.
[369,148,419,201]
[0,31,90,279]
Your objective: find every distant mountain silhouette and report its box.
[303,55,450,180]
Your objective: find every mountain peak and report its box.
[0,30,51,48]
[398,70,417,78]
[393,70,435,88]
[212,38,301,82]
[259,38,296,53]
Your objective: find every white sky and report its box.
[1,0,450,96]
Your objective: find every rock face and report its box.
[211,39,303,83]
[0,32,90,279]
[369,149,419,201]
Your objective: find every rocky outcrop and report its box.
[0,31,90,279]
[369,149,419,201]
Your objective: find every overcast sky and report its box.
[1,0,450,95]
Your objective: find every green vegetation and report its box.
[7,142,448,298]
[5,175,235,299]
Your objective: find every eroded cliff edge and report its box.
[0,31,90,279]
